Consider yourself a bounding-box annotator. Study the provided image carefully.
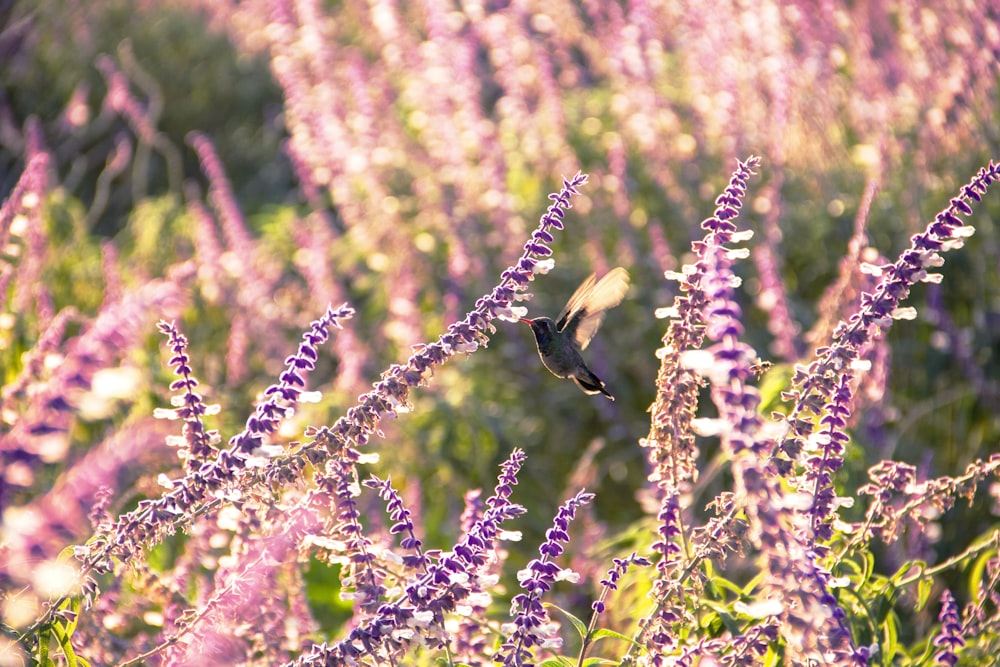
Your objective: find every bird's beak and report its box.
[518,318,533,325]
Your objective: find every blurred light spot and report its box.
[926,107,946,128]
[930,330,949,350]
[372,146,394,166]
[77,391,118,421]
[345,152,368,174]
[414,232,435,252]
[32,559,80,598]
[445,11,466,31]
[580,116,602,136]
[827,199,846,217]
[752,195,771,215]
[103,612,127,632]
[9,214,28,237]
[380,196,400,215]
[3,461,33,487]
[367,252,390,272]
[91,366,143,400]
[36,433,69,463]
[481,188,504,209]
[629,208,648,229]
[829,45,847,68]
[530,13,554,33]
[21,192,39,209]
[674,133,697,159]
[851,144,881,171]
[2,595,39,630]
[409,110,428,130]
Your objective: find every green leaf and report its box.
[38,624,51,666]
[590,627,642,648]
[701,610,725,636]
[916,577,933,612]
[881,610,899,664]
[890,560,925,585]
[538,656,575,667]
[968,544,998,595]
[545,603,588,639]
[706,573,744,598]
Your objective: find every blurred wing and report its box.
[555,267,630,350]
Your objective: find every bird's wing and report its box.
[555,267,630,350]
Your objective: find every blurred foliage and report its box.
[3,0,1000,662]
[2,0,997,575]
[2,0,291,234]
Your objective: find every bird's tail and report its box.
[572,368,615,401]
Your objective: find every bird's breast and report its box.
[536,342,582,378]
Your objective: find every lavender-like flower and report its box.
[774,162,1000,468]
[291,173,587,469]
[855,456,1000,550]
[496,489,594,666]
[592,552,651,616]
[71,304,353,570]
[933,590,965,666]
[156,320,221,468]
[292,449,529,665]
[451,489,498,666]
[630,158,761,664]
[580,551,651,662]
[321,456,384,618]
[232,304,354,456]
[801,372,854,549]
[363,474,432,570]
[670,157,862,663]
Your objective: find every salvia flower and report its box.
[363,474,431,570]
[495,489,594,666]
[230,302,355,457]
[322,456,384,618]
[156,320,221,468]
[287,173,588,470]
[591,552,651,616]
[676,157,861,663]
[774,161,1000,468]
[933,590,965,666]
[799,372,854,550]
[62,303,354,587]
[292,449,529,666]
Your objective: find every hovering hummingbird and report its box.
[519,268,630,400]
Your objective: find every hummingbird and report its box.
[519,267,630,400]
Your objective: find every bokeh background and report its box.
[2,0,999,657]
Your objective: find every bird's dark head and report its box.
[519,316,557,345]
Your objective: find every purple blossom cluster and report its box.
[637,158,999,664]
[156,319,221,467]
[934,590,964,666]
[4,1,1000,665]
[290,172,584,468]
[680,159,861,662]
[496,489,593,665]
[363,474,431,570]
[293,449,529,665]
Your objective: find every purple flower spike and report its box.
[290,449,529,666]
[363,474,431,570]
[293,175,586,472]
[229,303,355,456]
[156,320,221,469]
[591,552,651,616]
[495,489,594,666]
[933,590,965,666]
